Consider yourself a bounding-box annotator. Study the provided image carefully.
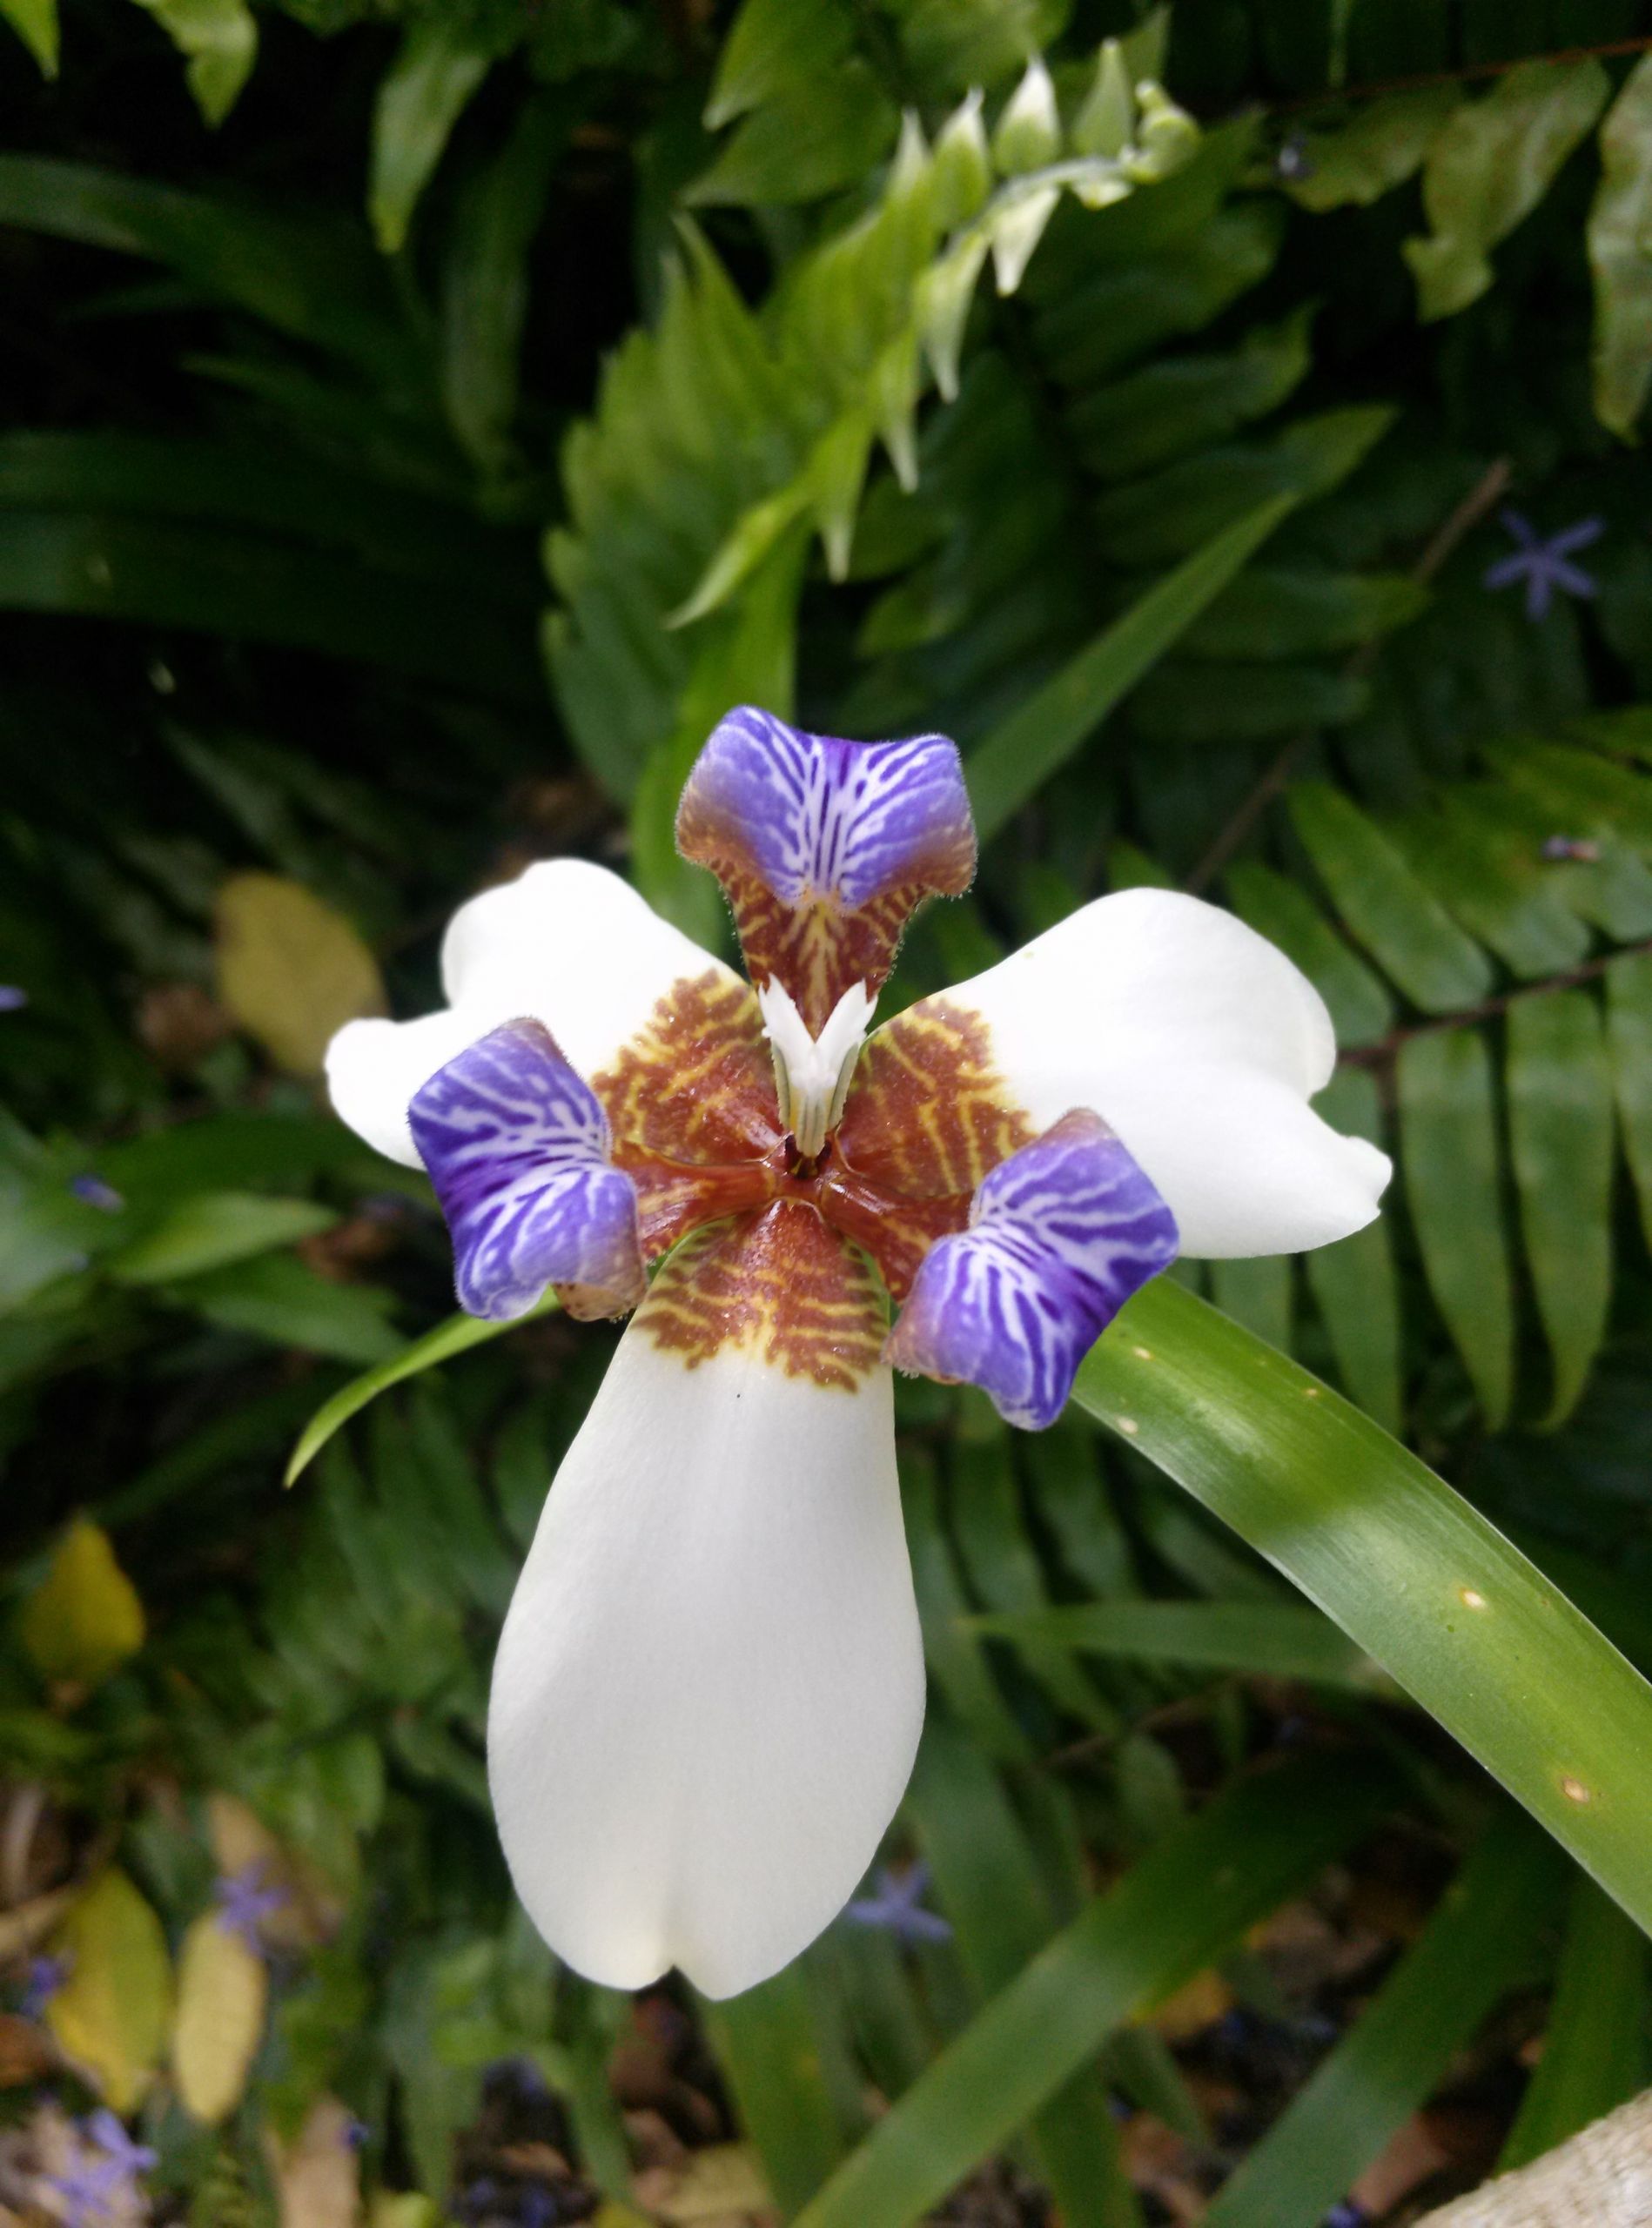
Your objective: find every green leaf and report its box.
[967,1601,1382,1690]
[1507,990,1615,1424]
[370,15,494,254]
[1072,1278,1652,1933]
[1397,1029,1515,1427]
[1588,53,1652,440]
[704,1964,850,2216]
[965,493,1298,842]
[0,0,55,74]
[792,1755,1395,2228]
[105,1192,337,1285]
[1500,1873,1649,2171]
[1226,863,1393,1048]
[907,1715,1139,2228]
[1291,783,1494,1013]
[131,0,258,126]
[285,1295,559,1486]
[1606,949,1652,1253]
[689,61,898,207]
[704,0,854,129]
[179,1252,402,1365]
[1208,1256,1293,1352]
[440,94,565,476]
[1404,57,1611,320]
[1302,1070,1404,1434]
[1286,84,1461,211]
[1201,1809,1564,2228]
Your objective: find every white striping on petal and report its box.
[326,861,734,1167]
[914,887,1389,1258]
[487,1332,923,1999]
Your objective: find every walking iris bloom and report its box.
[326,708,1389,1998]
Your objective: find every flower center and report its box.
[757,978,874,1162]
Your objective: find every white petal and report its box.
[924,887,1389,1258]
[488,1332,923,1999]
[326,862,735,1167]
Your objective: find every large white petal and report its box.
[923,887,1389,1257]
[326,861,735,1166]
[488,1329,923,1999]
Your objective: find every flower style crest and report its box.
[326,704,1390,2002]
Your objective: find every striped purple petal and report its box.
[886,1110,1179,1430]
[410,1019,644,1324]
[676,707,976,1033]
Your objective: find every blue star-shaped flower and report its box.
[844,1859,952,1945]
[214,1862,289,1952]
[1482,509,1603,621]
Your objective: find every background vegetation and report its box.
[6,1,1652,2221]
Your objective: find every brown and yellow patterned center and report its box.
[588,973,1031,1389]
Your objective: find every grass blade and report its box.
[964,493,1296,843]
[794,1754,1395,2228]
[1499,1872,1648,2171]
[966,1601,1383,1690]
[1202,1808,1565,2226]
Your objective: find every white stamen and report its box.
[758,979,876,1158]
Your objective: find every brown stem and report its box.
[1339,936,1652,1070]
[1271,36,1652,117]
[1183,456,1513,896]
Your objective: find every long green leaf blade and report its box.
[965,493,1297,842]
[966,1601,1383,1690]
[793,1754,1394,2228]
[1071,1279,1652,1929]
[1202,1809,1564,2227]
[285,1296,557,1485]
[1500,1873,1649,2171]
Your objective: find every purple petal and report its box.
[1547,556,1598,600]
[410,1018,644,1324]
[1482,553,1534,592]
[1498,508,1539,547]
[69,1174,124,1213]
[676,707,976,1031]
[1547,515,1604,554]
[887,1111,1179,1431]
[1524,568,1553,622]
[0,985,27,1012]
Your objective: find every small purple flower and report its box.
[1541,834,1602,863]
[342,2117,371,2152]
[519,2187,560,2228]
[84,2111,157,2180]
[20,1952,70,2018]
[69,1175,124,1214]
[1324,2205,1367,2228]
[0,985,27,1012]
[214,1862,288,1951]
[1482,510,1603,621]
[845,1859,952,1945]
[45,2111,157,2225]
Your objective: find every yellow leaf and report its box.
[636,2144,772,2224]
[46,1870,172,2110]
[172,1912,267,2124]
[368,2198,440,2228]
[266,2096,361,2228]
[20,1519,144,1688]
[215,872,385,1077]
